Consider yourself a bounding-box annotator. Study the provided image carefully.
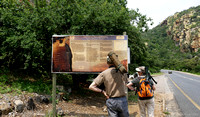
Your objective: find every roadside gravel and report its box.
[154,74,183,117]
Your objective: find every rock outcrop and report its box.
[160,5,200,52]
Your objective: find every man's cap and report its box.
[135,68,141,72]
[136,66,145,72]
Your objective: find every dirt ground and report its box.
[2,74,182,117]
[34,74,182,117]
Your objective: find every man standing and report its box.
[127,66,156,117]
[89,52,129,117]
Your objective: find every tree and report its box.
[0,0,151,77]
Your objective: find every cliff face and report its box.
[160,5,200,52]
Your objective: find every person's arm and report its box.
[89,82,102,93]
[126,82,135,91]
[152,85,156,91]
[89,82,109,99]
[149,80,156,91]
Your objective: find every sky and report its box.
[127,0,200,29]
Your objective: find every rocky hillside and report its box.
[160,5,200,53]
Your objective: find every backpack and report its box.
[137,78,153,98]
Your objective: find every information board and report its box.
[51,35,128,73]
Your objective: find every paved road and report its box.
[161,70,200,117]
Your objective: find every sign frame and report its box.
[51,35,129,74]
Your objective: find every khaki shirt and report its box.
[94,67,127,98]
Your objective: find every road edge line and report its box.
[169,77,200,110]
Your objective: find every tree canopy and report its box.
[0,0,153,77]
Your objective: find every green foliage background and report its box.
[0,0,153,78]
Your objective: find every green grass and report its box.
[11,79,52,94]
[151,72,164,76]
[0,86,12,94]
[163,111,170,115]
[189,71,200,76]
[196,73,200,75]
[0,73,52,95]
[128,92,138,103]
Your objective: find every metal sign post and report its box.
[52,74,57,116]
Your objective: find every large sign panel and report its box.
[51,35,128,73]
